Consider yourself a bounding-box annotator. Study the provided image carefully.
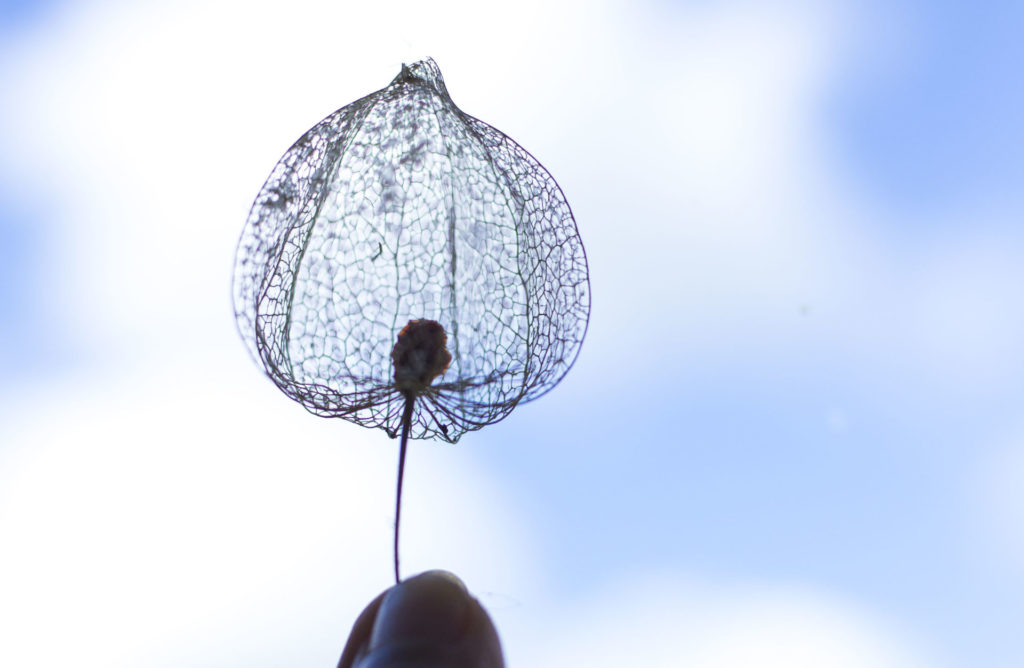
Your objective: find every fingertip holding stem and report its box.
[339,571,504,668]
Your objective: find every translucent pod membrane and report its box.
[233,58,590,443]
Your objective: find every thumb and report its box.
[339,570,504,668]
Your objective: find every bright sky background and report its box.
[1,1,1023,666]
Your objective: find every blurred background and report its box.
[1,0,1022,665]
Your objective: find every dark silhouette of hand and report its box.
[338,570,504,668]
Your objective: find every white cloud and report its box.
[536,1,866,370]
[4,0,1022,390]
[965,431,1024,576]
[508,575,933,668]
[0,364,537,667]
[0,358,939,667]
[0,362,939,668]
[899,237,1024,387]
[0,0,613,364]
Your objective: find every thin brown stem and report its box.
[393,392,416,584]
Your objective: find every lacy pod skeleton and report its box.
[233,59,590,580]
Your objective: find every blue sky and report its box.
[830,1,1024,213]
[1,1,1023,666]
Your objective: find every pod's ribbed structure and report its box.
[233,58,590,443]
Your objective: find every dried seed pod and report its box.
[234,59,590,582]
[233,58,590,443]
